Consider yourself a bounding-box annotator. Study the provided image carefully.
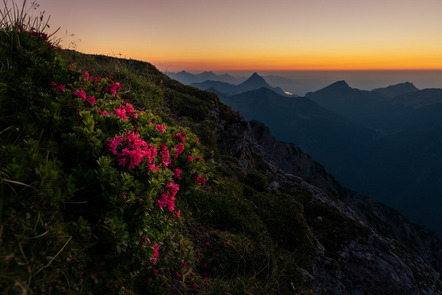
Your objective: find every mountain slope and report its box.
[215,113,442,293]
[391,88,442,108]
[222,87,377,187]
[303,81,442,238]
[249,120,442,274]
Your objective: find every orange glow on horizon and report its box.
[45,0,442,74]
[73,45,442,73]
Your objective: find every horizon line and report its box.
[166,68,442,73]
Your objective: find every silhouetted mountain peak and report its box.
[327,80,351,89]
[372,82,419,98]
[239,72,271,88]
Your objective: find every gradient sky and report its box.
[34,0,442,71]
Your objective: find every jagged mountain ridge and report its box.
[191,72,289,97]
[166,70,241,85]
[372,81,419,98]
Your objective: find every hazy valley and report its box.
[170,71,442,239]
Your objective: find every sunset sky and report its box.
[35,0,442,71]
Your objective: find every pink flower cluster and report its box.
[196,174,207,186]
[155,124,165,133]
[51,81,66,92]
[174,131,187,143]
[174,144,185,158]
[108,132,157,169]
[151,243,160,264]
[173,168,182,180]
[83,71,102,83]
[114,103,138,121]
[107,82,123,96]
[73,89,96,104]
[159,143,170,167]
[157,182,179,212]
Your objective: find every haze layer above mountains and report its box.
[167,70,442,239]
[167,70,442,96]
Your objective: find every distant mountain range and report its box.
[191,72,292,97]
[166,70,241,85]
[209,75,442,239]
[165,71,298,96]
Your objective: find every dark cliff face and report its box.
[249,119,442,275]
[212,107,442,293]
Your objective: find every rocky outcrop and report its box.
[212,104,442,294]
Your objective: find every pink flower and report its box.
[90,76,102,83]
[174,144,185,157]
[56,84,66,92]
[108,135,123,155]
[174,210,181,217]
[83,71,90,80]
[192,283,200,289]
[173,168,182,180]
[152,268,158,275]
[114,106,128,121]
[151,243,160,264]
[86,95,96,104]
[166,182,179,196]
[187,155,193,162]
[195,156,202,162]
[73,89,87,101]
[68,65,72,70]
[155,124,165,133]
[50,81,57,86]
[72,89,95,104]
[176,272,181,279]
[159,143,170,167]
[157,182,179,212]
[107,81,122,95]
[100,110,111,115]
[196,174,207,186]
[148,163,159,173]
[181,261,187,267]
[195,137,200,143]
[174,131,186,143]
[205,241,211,247]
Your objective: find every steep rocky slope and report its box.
[212,104,442,293]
